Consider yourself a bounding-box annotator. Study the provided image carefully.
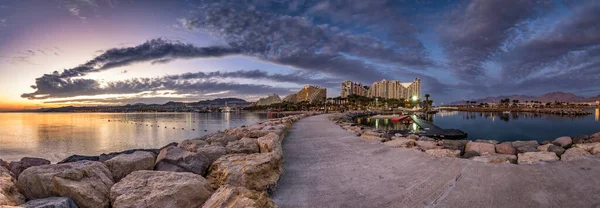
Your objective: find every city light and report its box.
[412,96,418,101]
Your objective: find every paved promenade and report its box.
[272,114,600,207]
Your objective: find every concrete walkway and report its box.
[272,114,600,208]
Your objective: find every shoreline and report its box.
[0,111,322,207]
[330,111,600,165]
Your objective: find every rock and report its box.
[58,155,100,164]
[440,140,469,153]
[474,139,498,144]
[425,149,460,158]
[547,145,566,157]
[179,139,210,152]
[590,132,600,142]
[418,136,435,142]
[207,153,282,191]
[406,135,418,140]
[383,139,415,148]
[591,146,600,155]
[572,142,600,152]
[9,157,51,178]
[415,141,438,150]
[465,142,495,155]
[552,136,572,148]
[1,166,26,206]
[204,133,242,146]
[0,159,9,170]
[471,154,517,164]
[537,144,554,152]
[195,145,228,164]
[512,141,539,153]
[360,135,386,142]
[103,151,155,182]
[572,135,590,144]
[362,130,382,137]
[560,147,591,161]
[245,130,270,139]
[201,185,277,208]
[226,138,260,154]
[461,151,480,159]
[110,170,213,208]
[495,142,517,155]
[19,197,78,208]
[540,140,552,145]
[517,152,559,164]
[257,133,283,155]
[17,160,114,208]
[154,146,210,175]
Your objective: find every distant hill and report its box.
[449,92,600,105]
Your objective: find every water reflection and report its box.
[357,109,599,142]
[0,112,289,162]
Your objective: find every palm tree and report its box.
[424,94,430,110]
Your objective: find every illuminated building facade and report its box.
[341,78,421,100]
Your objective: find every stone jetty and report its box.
[0,112,319,208]
[330,112,600,165]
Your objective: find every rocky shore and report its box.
[521,108,592,116]
[330,112,600,165]
[0,112,320,208]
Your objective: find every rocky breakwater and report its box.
[0,112,319,208]
[523,108,592,116]
[330,112,600,165]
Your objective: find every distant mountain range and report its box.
[37,98,250,112]
[449,92,600,105]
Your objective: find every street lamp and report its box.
[412,95,418,108]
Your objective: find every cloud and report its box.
[46,38,240,79]
[22,68,339,100]
[180,3,431,82]
[500,2,600,81]
[439,0,548,81]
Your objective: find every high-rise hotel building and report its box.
[340,78,421,100]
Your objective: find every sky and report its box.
[0,0,599,110]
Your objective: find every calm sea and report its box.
[0,112,285,162]
[357,108,600,143]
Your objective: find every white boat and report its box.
[502,111,511,114]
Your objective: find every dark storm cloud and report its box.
[501,2,600,81]
[180,3,431,81]
[50,38,240,79]
[21,69,329,99]
[166,69,341,88]
[439,0,548,80]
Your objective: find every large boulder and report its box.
[552,136,572,148]
[201,185,277,208]
[179,139,210,152]
[226,138,260,154]
[103,151,155,182]
[154,146,211,175]
[591,146,600,155]
[207,153,282,191]
[465,142,495,155]
[537,144,553,152]
[195,145,228,164]
[204,133,242,146]
[415,141,438,150]
[9,157,50,178]
[512,141,539,153]
[572,135,591,144]
[425,149,460,158]
[110,170,213,208]
[1,166,26,206]
[360,135,386,142]
[258,133,283,155]
[560,147,591,161]
[19,197,78,208]
[17,161,114,208]
[383,139,415,148]
[572,142,600,152]
[517,152,559,164]
[590,132,600,143]
[406,135,419,140]
[461,151,480,159]
[547,145,566,157]
[495,142,517,155]
[471,154,517,164]
[439,140,469,154]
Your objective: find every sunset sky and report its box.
[0,0,599,110]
